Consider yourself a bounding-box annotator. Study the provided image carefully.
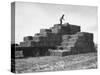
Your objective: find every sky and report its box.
[15,2,98,44]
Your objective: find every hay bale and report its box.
[23,36,33,42]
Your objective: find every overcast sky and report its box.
[15,2,98,44]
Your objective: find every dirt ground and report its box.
[15,52,97,73]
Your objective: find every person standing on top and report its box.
[60,14,65,25]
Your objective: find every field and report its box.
[15,52,97,73]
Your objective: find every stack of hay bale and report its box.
[17,22,96,57]
[69,32,95,53]
[51,23,80,35]
[54,32,96,56]
[49,49,71,56]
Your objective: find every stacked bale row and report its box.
[20,41,35,47]
[40,29,52,35]
[15,51,23,58]
[49,49,71,56]
[15,47,52,57]
[67,24,80,34]
[60,32,96,54]
[24,36,33,42]
[51,24,61,34]
[51,23,80,35]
